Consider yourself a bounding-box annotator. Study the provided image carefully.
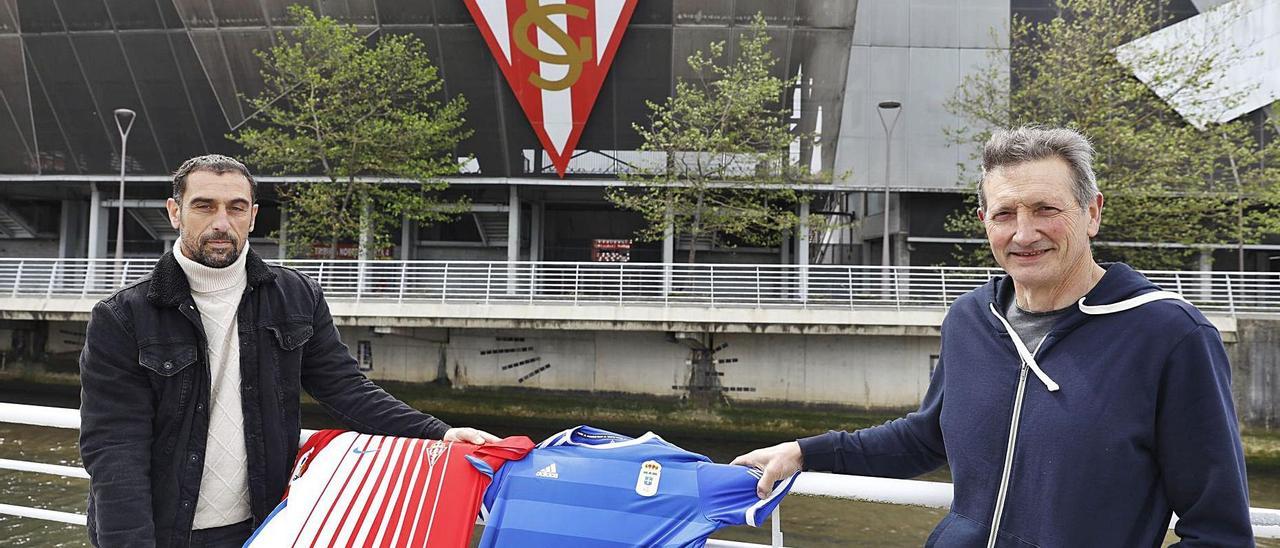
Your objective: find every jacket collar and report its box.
[146,247,276,307]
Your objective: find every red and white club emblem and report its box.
[464,0,639,177]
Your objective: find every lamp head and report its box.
[877,101,901,110]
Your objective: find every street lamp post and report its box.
[876,101,901,267]
[113,108,136,265]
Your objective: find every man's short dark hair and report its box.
[172,154,257,203]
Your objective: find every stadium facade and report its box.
[2,0,1275,269]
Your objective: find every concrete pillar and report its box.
[530,202,543,262]
[1198,249,1213,301]
[278,207,288,260]
[400,215,414,260]
[507,185,520,294]
[58,200,82,258]
[507,185,520,262]
[358,199,373,261]
[798,201,809,301]
[663,205,674,296]
[662,205,674,263]
[87,183,108,259]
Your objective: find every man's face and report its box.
[166,170,258,268]
[978,156,1102,293]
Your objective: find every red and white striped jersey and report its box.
[245,430,533,548]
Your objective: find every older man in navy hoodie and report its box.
[734,126,1253,546]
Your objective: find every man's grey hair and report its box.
[978,126,1098,211]
[172,154,257,203]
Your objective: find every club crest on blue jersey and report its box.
[635,460,662,497]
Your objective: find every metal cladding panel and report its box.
[1116,0,1280,128]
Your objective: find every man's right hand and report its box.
[730,441,804,499]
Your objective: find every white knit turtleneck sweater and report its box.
[174,242,252,529]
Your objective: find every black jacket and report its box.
[78,250,451,547]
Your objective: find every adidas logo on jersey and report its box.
[535,463,559,479]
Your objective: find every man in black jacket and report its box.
[78,154,497,547]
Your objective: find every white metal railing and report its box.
[2,403,1280,542]
[0,259,1277,316]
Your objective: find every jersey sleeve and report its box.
[469,436,534,521]
[696,462,799,527]
[466,436,535,477]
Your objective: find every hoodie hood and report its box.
[984,262,1189,392]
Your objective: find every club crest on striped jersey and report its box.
[427,440,447,467]
[635,460,661,497]
[463,0,639,177]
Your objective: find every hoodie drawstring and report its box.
[1078,290,1187,314]
[988,303,1060,392]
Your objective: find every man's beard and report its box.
[182,230,241,268]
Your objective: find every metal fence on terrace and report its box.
[0,259,1277,315]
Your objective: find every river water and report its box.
[3,421,1280,547]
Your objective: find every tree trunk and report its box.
[687,193,703,264]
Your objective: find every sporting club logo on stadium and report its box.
[464,0,639,177]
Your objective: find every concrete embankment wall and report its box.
[8,317,1277,423]
[1232,319,1280,429]
[340,326,939,407]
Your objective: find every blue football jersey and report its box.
[478,425,798,547]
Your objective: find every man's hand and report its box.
[731,441,804,499]
[443,427,501,445]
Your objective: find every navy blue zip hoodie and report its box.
[798,263,1252,547]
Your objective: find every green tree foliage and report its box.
[947,0,1280,269]
[606,15,831,263]
[231,6,472,259]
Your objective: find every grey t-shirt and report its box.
[1003,295,1073,353]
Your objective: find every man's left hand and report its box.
[443,427,501,445]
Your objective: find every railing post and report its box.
[486,263,494,304]
[12,260,23,297]
[710,265,716,307]
[847,267,854,309]
[46,261,57,298]
[1226,273,1236,315]
[771,507,783,548]
[799,262,809,305]
[665,263,672,305]
[755,266,761,307]
[81,260,91,298]
[574,263,580,305]
[398,261,407,304]
[529,262,536,303]
[441,263,450,302]
[893,266,902,311]
[617,263,624,304]
[940,268,948,307]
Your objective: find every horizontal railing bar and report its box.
[0,259,1276,318]
[2,403,1279,538]
[0,457,89,479]
[0,503,86,526]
